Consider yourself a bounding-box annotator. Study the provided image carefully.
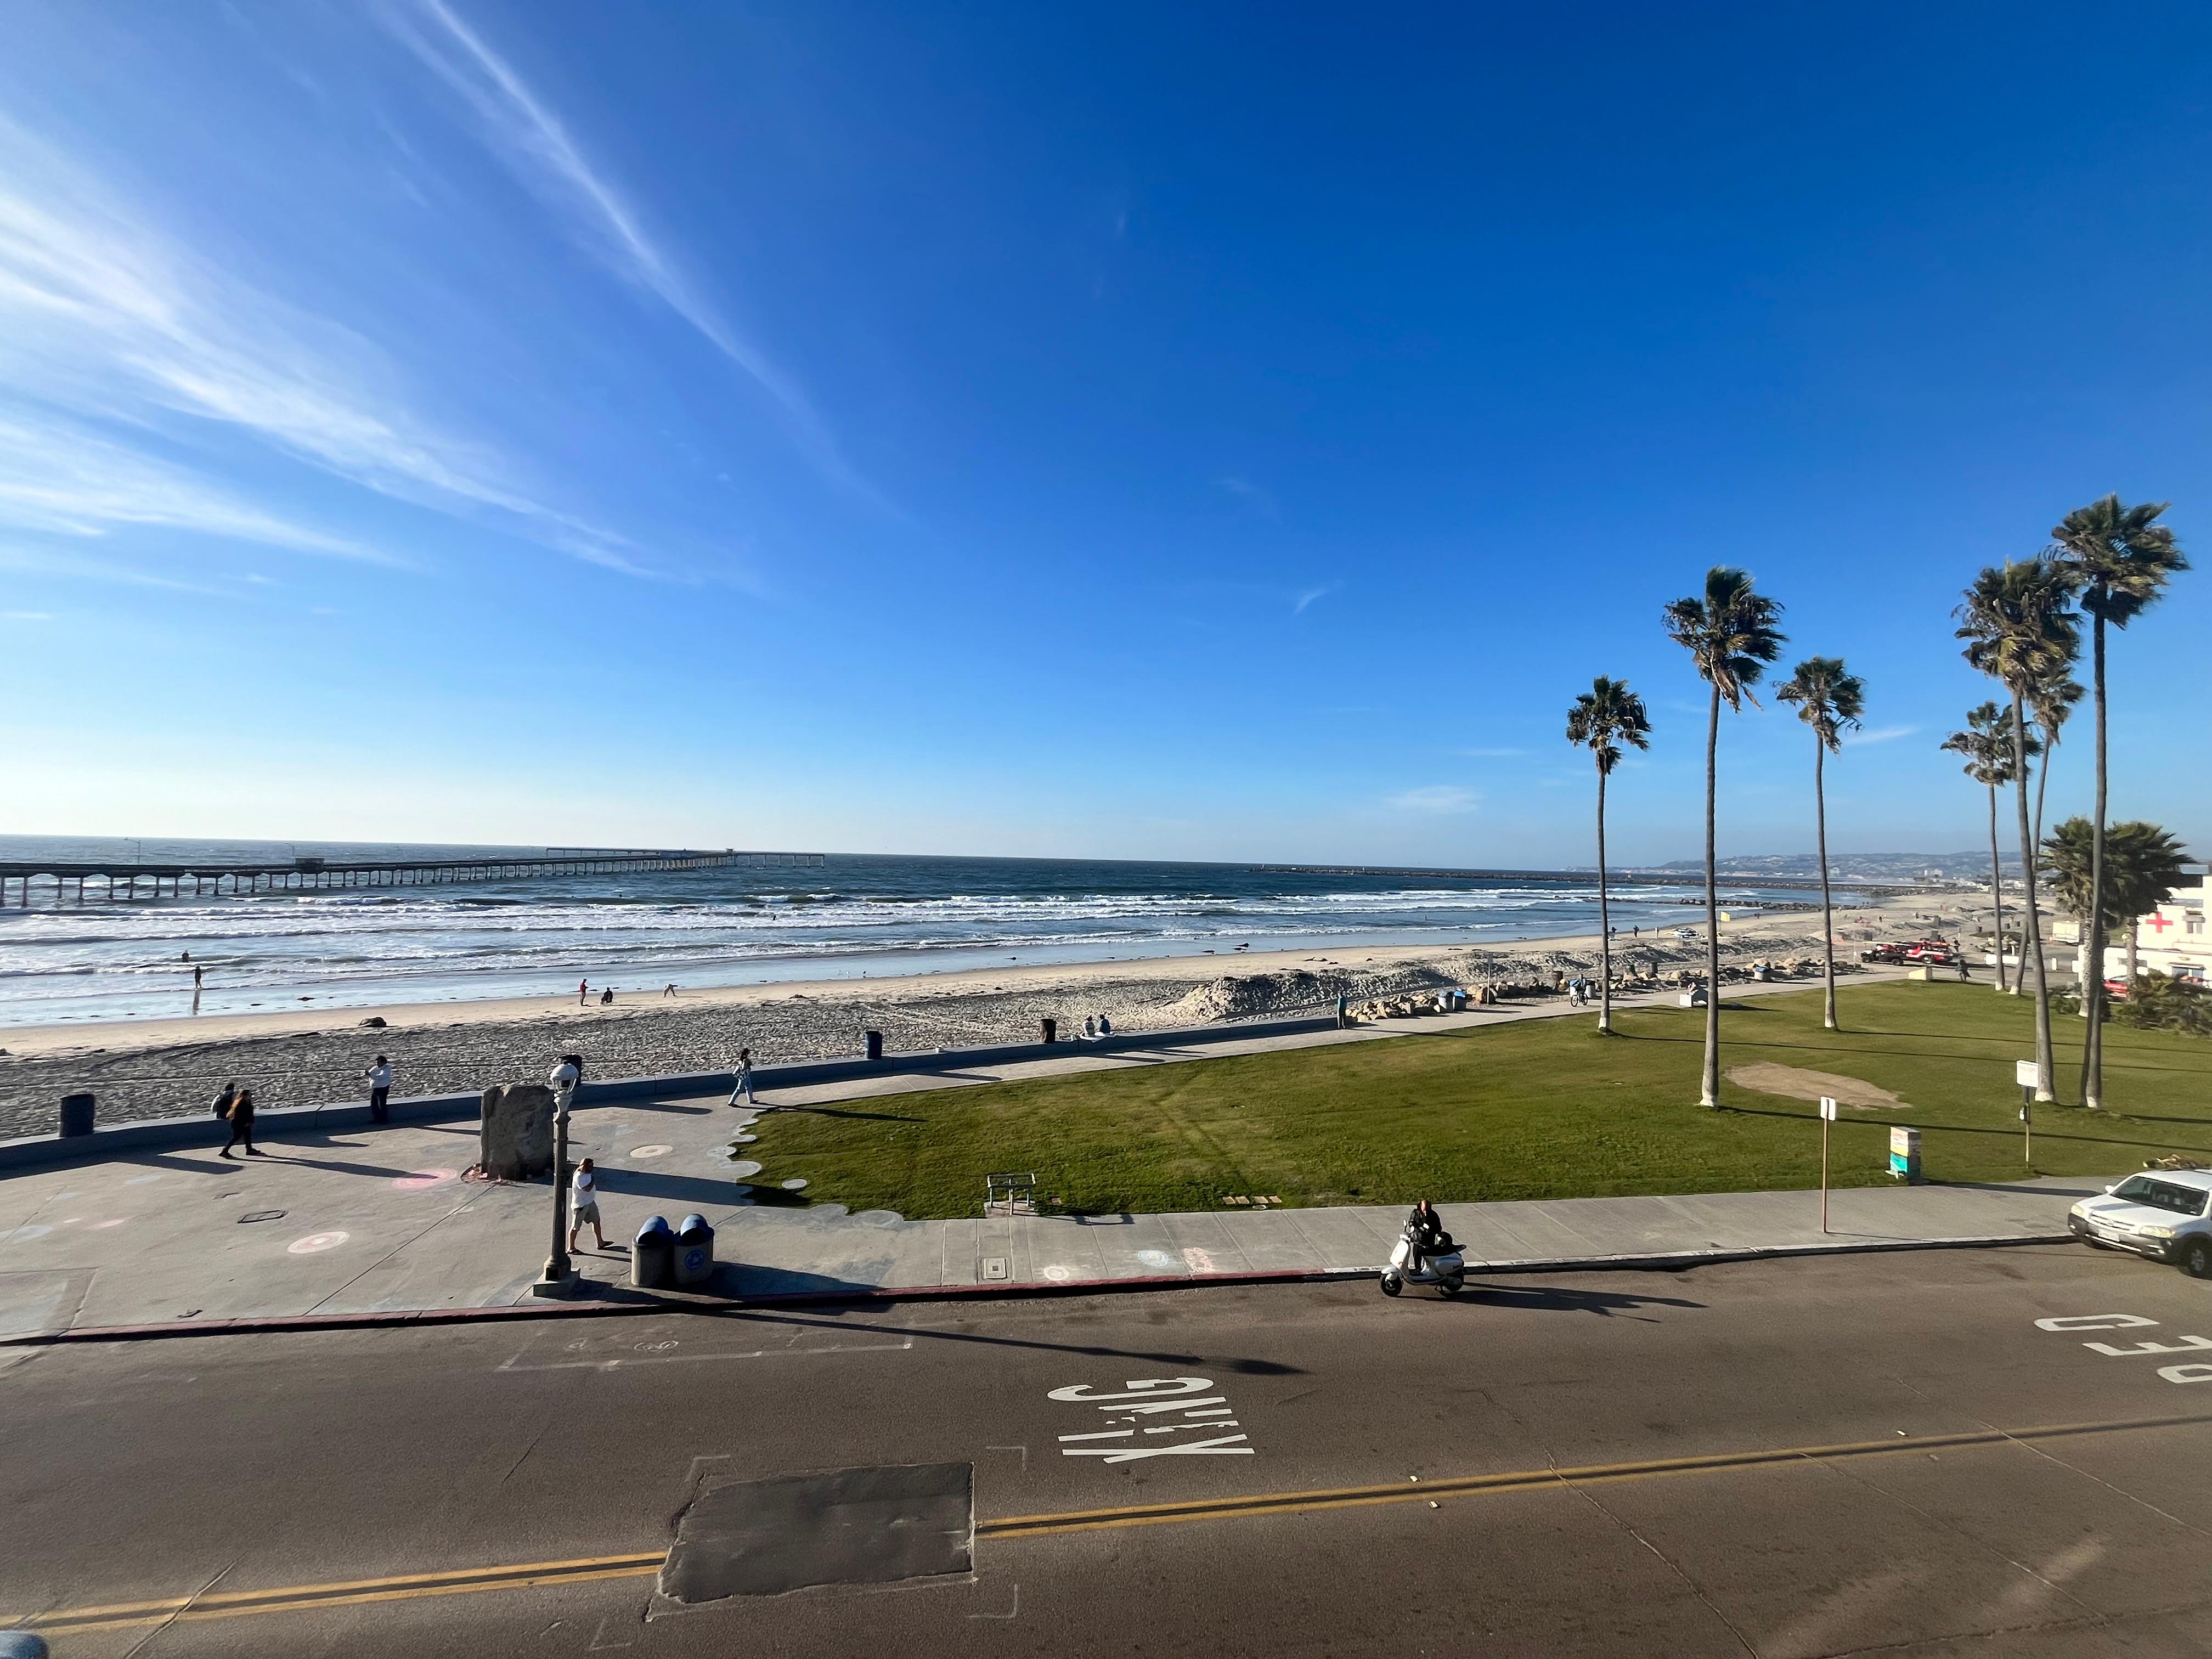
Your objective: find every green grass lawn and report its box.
[741,982,2212,1219]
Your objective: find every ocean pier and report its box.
[0,848,823,906]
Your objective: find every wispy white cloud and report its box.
[1845,724,1918,746]
[2,610,52,621]
[390,0,877,505]
[1292,582,1339,614]
[0,412,383,560]
[0,117,648,572]
[1387,785,1480,815]
[1216,475,1278,518]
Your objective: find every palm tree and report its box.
[2043,819,2192,996]
[2028,674,2083,854]
[1776,657,1865,1031]
[2047,496,2189,1111]
[1956,560,2079,1102]
[1940,706,2027,994]
[1662,567,1785,1108]
[1566,676,1652,1035]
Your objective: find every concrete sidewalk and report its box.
[0,1038,2101,1340]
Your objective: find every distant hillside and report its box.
[1634,852,2010,881]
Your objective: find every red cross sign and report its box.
[2146,912,2174,933]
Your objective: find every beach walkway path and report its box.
[0,1005,2097,1340]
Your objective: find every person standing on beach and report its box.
[193,963,204,991]
[728,1047,755,1107]
[578,979,589,1006]
[221,1087,260,1158]
[365,1055,393,1124]
[567,1158,610,1252]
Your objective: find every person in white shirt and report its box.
[567,1157,610,1251]
[365,1056,394,1124]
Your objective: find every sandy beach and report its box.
[0,892,1970,1141]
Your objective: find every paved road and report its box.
[7,1244,2212,1657]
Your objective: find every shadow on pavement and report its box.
[1459,1282,1705,1320]
[599,1167,749,1208]
[696,1301,1310,1373]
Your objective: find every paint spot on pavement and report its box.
[729,1160,762,1178]
[393,1169,458,1191]
[1137,1249,1180,1271]
[629,1145,673,1160]
[2,1224,54,1244]
[125,1174,163,1186]
[288,1231,349,1255]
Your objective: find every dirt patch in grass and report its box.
[1727,1063,1904,1110]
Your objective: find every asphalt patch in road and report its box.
[657,1461,973,1604]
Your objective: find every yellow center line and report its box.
[16,1411,2205,1636]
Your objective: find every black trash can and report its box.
[865,1029,883,1062]
[59,1093,95,1138]
[675,1212,715,1287]
[632,1215,675,1289]
[1041,1017,1057,1045]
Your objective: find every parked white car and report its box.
[2068,1171,2212,1278]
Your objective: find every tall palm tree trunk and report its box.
[1986,782,2008,994]
[1596,764,1615,1035]
[1700,684,1722,1108]
[2012,694,2056,1101]
[1815,735,1837,1030]
[2083,613,2109,1109]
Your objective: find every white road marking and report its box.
[496,1339,913,1373]
[2036,1314,2157,1331]
[2158,1364,2212,1384]
[2083,1335,2212,1358]
[1051,1376,1256,1460]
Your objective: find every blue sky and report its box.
[2,2,2206,866]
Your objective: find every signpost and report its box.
[1818,1096,1839,1233]
[2015,1058,2037,1166]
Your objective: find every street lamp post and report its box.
[533,1057,582,1296]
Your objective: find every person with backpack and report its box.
[220,1087,261,1158]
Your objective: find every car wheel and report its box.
[1379,1273,1402,1297]
[2182,1238,2212,1280]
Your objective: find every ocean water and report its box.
[0,837,1833,1028]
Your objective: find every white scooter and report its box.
[1380,1224,1465,1296]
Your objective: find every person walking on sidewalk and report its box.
[567,1158,610,1252]
[221,1087,261,1158]
[365,1055,394,1124]
[728,1047,755,1107]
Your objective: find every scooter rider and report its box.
[1405,1199,1451,1274]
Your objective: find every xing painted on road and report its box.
[16,1411,2208,1637]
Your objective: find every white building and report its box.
[2065,867,2210,985]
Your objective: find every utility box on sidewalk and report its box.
[59,1093,95,1138]
[633,1216,675,1289]
[675,1213,716,1286]
[1888,1126,1922,1183]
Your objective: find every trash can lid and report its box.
[677,1212,713,1238]
[635,1214,674,1237]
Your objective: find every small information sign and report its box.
[2015,1059,2039,1090]
[1818,1096,1839,1121]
